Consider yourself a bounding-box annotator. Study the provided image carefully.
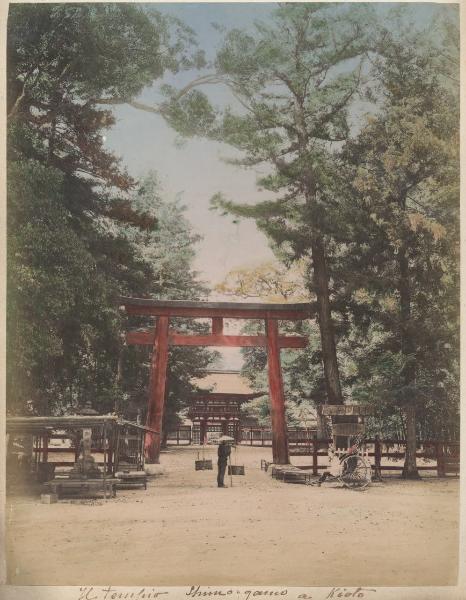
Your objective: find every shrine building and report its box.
[188,370,263,444]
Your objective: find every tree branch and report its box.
[93,73,223,115]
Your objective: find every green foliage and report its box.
[337,23,460,441]
[215,260,309,302]
[208,5,459,442]
[7,4,217,421]
[205,4,377,408]
[7,159,146,415]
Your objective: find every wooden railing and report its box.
[288,438,460,478]
[31,432,459,477]
[166,426,192,445]
[241,427,317,445]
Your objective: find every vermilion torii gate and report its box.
[120,298,310,464]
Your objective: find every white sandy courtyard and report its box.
[6,446,459,587]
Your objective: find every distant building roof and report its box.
[192,370,262,396]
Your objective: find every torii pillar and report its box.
[266,319,289,465]
[144,316,169,463]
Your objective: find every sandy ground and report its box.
[5,445,459,587]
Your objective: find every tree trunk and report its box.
[311,235,343,405]
[399,246,420,479]
[316,410,327,439]
[402,404,419,478]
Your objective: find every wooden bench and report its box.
[271,465,293,480]
[444,460,460,476]
[282,470,312,484]
[44,478,121,498]
[115,470,147,489]
[270,464,313,485]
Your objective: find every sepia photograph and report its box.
[2,0,463,596]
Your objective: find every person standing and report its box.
[217,438,231,487]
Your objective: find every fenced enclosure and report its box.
[286,437,459,478]
[166,426,459,478]
[6,416,153,482]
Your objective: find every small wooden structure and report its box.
[44,478,121,499]
[319,404,374,450]
[120,297,311,464]
[6,415,157,496]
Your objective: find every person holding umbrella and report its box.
[217,436,232,488]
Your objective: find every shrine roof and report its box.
[6,415,159,435]
[120,297,310,320]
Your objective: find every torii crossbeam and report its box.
[120,298,311,464]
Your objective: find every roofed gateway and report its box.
[120,297,311,464]
[189,370,264,444]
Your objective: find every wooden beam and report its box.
[144,317,169,464]
[127,330,307,349]
[319,404,374,416]
[124,305,309,320]
[266,318,289,465]
[121,298,310,320]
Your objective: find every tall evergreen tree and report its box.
[7,4,214,416]
[202,3,376,407]
[339,24,459,476]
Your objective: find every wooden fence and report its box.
[32,430,459,478]
[241,427,316,445]
[287,437,460,478]
[166,426,192,445]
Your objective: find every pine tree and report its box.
[206,3,375,406]
[340,23,459,476]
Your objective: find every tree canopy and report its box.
[7,4,217,420]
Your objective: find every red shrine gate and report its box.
[120,298,310,464]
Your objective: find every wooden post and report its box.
[82,428,92,475]
[200,419,207,445]
[374,435,382,481]
[42,434,49,463]
[115,426,121,473]
[33,436,39,470]
[436,441,445,477]
[312,439,319,476]
[103,423,107,500]
[107,444,113,475]
[145,316,169,463]
[212,317,223,335]
[266,319,289,464]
